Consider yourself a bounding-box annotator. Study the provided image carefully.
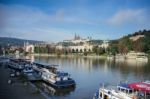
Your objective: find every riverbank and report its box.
[0,64,45,99]
[31,53,108,59]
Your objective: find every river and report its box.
[28,56,150,99]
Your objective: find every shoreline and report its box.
[31,53,108,59]
[0,64,45,99]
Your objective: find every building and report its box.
[63,34,91,44]
[68,43,93,53]
[24,42,34,53]
[98,40,109,49]
[56,34,109,53]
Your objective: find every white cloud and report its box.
[107,9,149,25]
[0,4,95,25]
[0,4,91,41]
[0,4,95,42]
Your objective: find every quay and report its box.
[0,56,76,98]
[0,59,45,99]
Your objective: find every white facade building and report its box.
[98,40,109,49]
[56,35,109,53]
[68,43,93,52]
[24,42,34,53]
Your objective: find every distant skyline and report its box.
[0,0,150,42]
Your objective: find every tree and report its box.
[133,40,144,52]
[118,37,133,54]
[92,46,105,55]
[34,46,39,53]
[55,49,62,56]
[92,46,98,54]
[109,45,118,56]
[18,47,24,53]
[97,47,105,55]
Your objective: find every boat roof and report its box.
[56,71,69,77]
[128,81,150,93]
[117,83,131,90]
[33,62,58,69]
[10,58,31,63]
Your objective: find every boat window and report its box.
[104,94,108,99]
[121,89,125,92]
[100,92,102,98]
[129,90,132,94]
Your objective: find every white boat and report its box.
[33,62,75,88]
[8,58,32,71]
[93,84,136,99]
[94,87,120,99]
[8,58,24,71]
[93,87,134,99]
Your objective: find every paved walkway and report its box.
[0,64,45,99]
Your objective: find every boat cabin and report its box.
[98,88,120,99]
[117,83,133,94]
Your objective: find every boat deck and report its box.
[25,74,42,81]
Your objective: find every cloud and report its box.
[107,9,149,25]
[0,4,96,42]
[0,4,95,25]
[0,4,67,25]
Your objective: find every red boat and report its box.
[128,81,150,94]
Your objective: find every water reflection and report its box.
[107,59,150,81]
[25,55,35,62]
[34,81,75,96]
[33,56,150,80]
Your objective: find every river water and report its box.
[30,56,150,99]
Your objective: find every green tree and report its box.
[133,39,144,52]
[118,37,133,54]
[110,45,118,56]
[92,46,98,55]
[55,49,62,56]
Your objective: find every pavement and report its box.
[0,63,45,99]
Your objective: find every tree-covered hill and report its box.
[0,37,44,46]
[109,29,150,55]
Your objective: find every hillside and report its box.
[0,37,44,46]
[110,29,150,54]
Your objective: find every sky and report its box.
[0,0,150,42]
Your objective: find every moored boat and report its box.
[93,86,133,99]
[8,58,24,71]
[93,81,150,99]
[33,62,76,88]
[128,80,150,98]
